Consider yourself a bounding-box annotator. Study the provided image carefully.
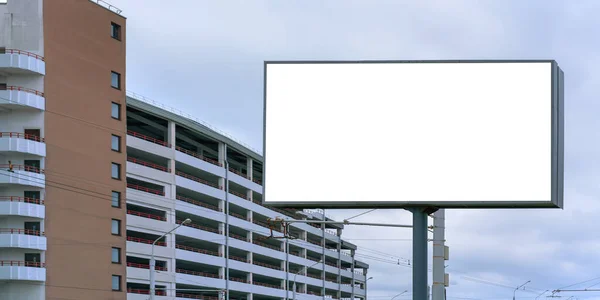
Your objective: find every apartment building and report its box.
[0,1,369,299]
[123,94,369,300]
[0,0,126,299]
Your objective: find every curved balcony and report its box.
[0,229,46,250]
[0,132,46,156]
[0,196,44,218]
[0,261,46,281]
[0,165,45,188]
[0,86,45,110]
[0,49,45,75]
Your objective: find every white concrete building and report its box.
[124,94,369,300]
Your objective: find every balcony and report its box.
[0,164,45,188]
[127,130,172,158]
[0,49,46,75]
[0,196,44,218]
[0,86,45,110]
[0,261,46,281]
[0,132,46,156]
[127,183,165,196]
[176,170,224,199]
[0,228,46,250]
[176,195,221,212]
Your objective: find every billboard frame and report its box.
[262,60,564,209]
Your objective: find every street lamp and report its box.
[513,280,530,300]
[391,290,408,299]
[535,290,549,300]
[150,218,191,300]
[293,260,322,300]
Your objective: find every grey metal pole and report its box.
[411,209,428,300]
[286,238,289,299]
[293,281,296,300]
[432,209,445,300]
[150,219,190,299]
[224,161,230,300]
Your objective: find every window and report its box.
[111,163,121,180]
[111,191,121,208]
[111,102,121,120]
[111,219,121,235]
[111,22,121,40]
[111,275,121,291]
[111,247,121,263]
[111,71,121,89]
[111,135,120,152]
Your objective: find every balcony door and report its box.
[24,129,41,141]
[24,253,41,267]
[25,221,41,236]
[24,160,40,173]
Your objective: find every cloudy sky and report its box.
[109,0,599,298]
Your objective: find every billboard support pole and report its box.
[410,207,437,300]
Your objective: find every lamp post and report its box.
[150,218,191,299]
[535,290,549,300]
[293,260,322,300]
[513,280,530,300]
[366,276,373,299]
[391,290,409,300]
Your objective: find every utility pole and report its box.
[432,209,447,300]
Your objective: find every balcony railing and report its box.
[127,183,165,196]
[229,190,249,200]
[127,236,166,246]
[0,228,43,236]
[89,0,122,14]
[253,219,282,232]
[228,211,248,221]
[229,255,249,263]
[252,178,262,185]
[325,261,337,268]
[228,233,248,242]
[0,196,43,205]
[307,273,323,280]
[1,86,44,97]
[176,195,221,212]
[176,146,222,167]
[126,262,167,271]
[176,170,221,189]
[230,276,248,283]
[308,240,323,247]
[127,157,170,172]
[175,244,221,257]
[252,261,282,271]
[127,130,170,147]
[176,268,221,279]
[0,260,45,267]
[252,281,282,290]
[252,240,282,252]
[0,164,44,174]
[3,49,44,61]
[127,289,166,296]
[228,167,248,179]
[175,293,219,300]
[127,210,166,221]
[176,219,221,234]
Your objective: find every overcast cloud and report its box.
[109,0,600,298]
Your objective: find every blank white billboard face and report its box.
[263,61,563,208]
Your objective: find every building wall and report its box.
[43,0,126,299]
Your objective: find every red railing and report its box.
[175,244,221,257]
[176,294,220,300]
[3,86,45,97]
[0,164,43,174]
[230,277,248,283]
[0,196,43,205]
[228,167,249,179]
[5,49,45,61]
[228,211,247,220]
[176,171,221,189]
[127,210,166,221]
[253,219,282,232]
[0,260,45,267]
[252,240,282,252]
[307,256,321,263]
[228,233,248,242]
[127,130,170,147]
[252,281,282,290]
[0,228,43,236]
[252,178,262,185]
[176,268,221,278]
[229,255,248,263]
[127,157,170,172]
[307,273,323,280]
[126,236,166,246]
[176,219,221,234]
[308,240,323,247]
[326,278,338,283]
[229,190,249,200]
[127,183,165,196]
[127,289,166,296]
[126,262,167,271]
[176,146,222,167]
[176,195,221,212]
[325,261,337,267]
[252,261,282,271]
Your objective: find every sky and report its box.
[108,0,600,298]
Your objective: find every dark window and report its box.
[111,22,121,40]
[111,102,121,120]
[111,191,121,208]
[112,275,121,291]
[111,219,121,235]
[111,163,121,180]
[24,191,40,201]
[24,160,41,173]
[111,71,121,89]
[24,253,41,267]
[24,222,41,236]
[111,247,121,263]
[111,135,120,152]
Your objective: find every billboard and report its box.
[263,60,564,208]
